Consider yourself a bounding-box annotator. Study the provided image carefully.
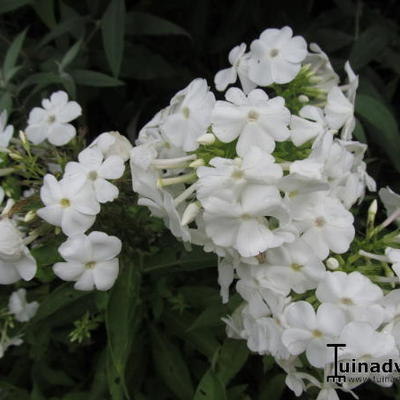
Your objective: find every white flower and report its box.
[64,147,125,203]
[290,192,355,259]
[0,110,13,148]
[211,88,290,156]
[290,105,327,146]
[379,186,400,219]
[37,174,100,236]
[89,131,132,162]
[248,26,307,86]
[385,247,400,278]
[0,218,37,284]
[282,301,347,367]
[316,271,384,328]
[161,78,215,151]
[53,231,122,291]
[252,239,326,296]
[324,66,357,140]
[0,336,23,358]
[196,147,282,200]
[202,185,293,257]
[304,43,339,93]
[214,43,256,94]
[8,288,39,322]
[26,90,81,146]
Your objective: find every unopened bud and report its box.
[367,199,378,230]
[9,152,23,161]
[181,201,201,226]
[19,130,30,150]
[24,210,36,223]
[326,257,339,270]
[298,95,309,103]
[197,133,216,145]
[189,158,205,168]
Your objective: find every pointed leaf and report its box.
[150,326,194,400]
[3,29,27,82]
[194,370,227,400]
[71,69,124,87]
[101,0,126,77]
[355,94,400,172]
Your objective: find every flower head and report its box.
[53,231,122,291]
[26,91,81,146]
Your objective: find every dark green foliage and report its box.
[1,1,400,399]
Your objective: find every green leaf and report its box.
[35,16,87,49]
[31,283,91,324]
[355,94,400,172]
[121,44,174,80]
[60,39,82,70]
[125,11,190,37]
[163,309,220,361]
[350,25,390,70]
[258,374,286,400]
[216,339,249,385]
[194,370,226,400]
[106,261,141,400]
[71,69,124,87]
[3,29,27,83]
[0,0,31,14]
[150,326,194,400]
[101,0,126,77]
[32,0,57,28]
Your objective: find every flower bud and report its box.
[326,257,339,270]
[298,95,309,103]
[189,158,205,168]
[197,133,216,145]
[24,210,36,223]
[367,199,378,226]
[18,130,30,151]
[181,202,201,226]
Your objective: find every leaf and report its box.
[215,339,249,385]
[258,374,286,400]
[355,94,400,171]
[150,326,194,400]
[106,261,141,400]
[193,370,227,400]
[349,25,391,70]
[31,283,91,324]
[32,0,57,28]
[35,16,87,49]
[163,309,220,361]
[71,69,124,87]
[101,0,126,77]
[125,11,190,37]
[3,29,27,83]
[121,44,174,80]
[60,39,82,70]
[0,0,31,14]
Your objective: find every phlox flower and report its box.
[53,231,122,291]
[0,218,37,284]
[211,87,290,156]
[8,288,39,322]
[37,174,100,236]
[248,26,307,86]
[26,91,81,146]
[65,147,125,203]
[282,301,347,367]
[214,43,256,94]
[161,78,215,151]
[0,110,13,148]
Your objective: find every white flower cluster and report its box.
[34,96,131,290]
[0,91,132,292]
[129,26,400,399]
